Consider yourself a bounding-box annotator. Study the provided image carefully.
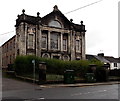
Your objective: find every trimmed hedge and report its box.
[14,55,104,78]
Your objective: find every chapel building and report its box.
[1,5,86,68]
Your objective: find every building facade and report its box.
[1,5,86,69]
[104,56,120,70]
[2,35,16,68]
[15,5,86,60]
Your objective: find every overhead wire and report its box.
[65,0,103,14]
[0,0,103,36]
[0,31,14,36]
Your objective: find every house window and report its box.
[42,53,50,58]
[28,34,34,49]
[114,63,117,67]
[10,55,11,64]
[76,40,80,51]
[63,39,67,51]
[63,55,69,61]
[49,20,62,28]
[27,27,35,49]
[53,56,60,59]
[50,33,59,50]
[42,34,47,49]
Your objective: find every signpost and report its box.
[32,60,35,84]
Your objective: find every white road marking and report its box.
[38,97,45,99]
[71,89,107,96]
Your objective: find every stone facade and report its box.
[1,5,86,69]
[1,35,16,69]
[15,5,86,61]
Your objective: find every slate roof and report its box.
[86,54,120,63]
[94,55,110,63]
[86,54,99,61]
[104,56,120,63]
[86,54,110,63]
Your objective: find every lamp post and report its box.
[32,59,35,84]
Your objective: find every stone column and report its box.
[60,33,63,51]
[81,32,86,59]
[15,27,18,57]
[24,23,27,55]
[38,26,42,57]
[48,31,51,50]
[70,30,75,60]
[35,25,38,56]
[19,22,27,55]
[68,33,71,54]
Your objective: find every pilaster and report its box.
[48,31,51,50]
[81,32,86,59]
[37,26,42,57]
[70,30,75,60]
[60,33,63,51]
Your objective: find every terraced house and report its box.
[1,5,86,69]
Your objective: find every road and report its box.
[2,76,120,100]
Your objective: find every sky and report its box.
[0,0,119,57]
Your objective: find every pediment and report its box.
[41,6,71,29]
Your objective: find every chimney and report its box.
[98,53,104,57]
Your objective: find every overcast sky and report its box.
[0,0,119,57]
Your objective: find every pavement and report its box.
[39,81,120,88]
[12,74,120,88]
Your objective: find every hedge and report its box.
[14,55,104,78]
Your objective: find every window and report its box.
[49,20,62,28]
[28,34,34,49]
[53,56,60,59]
[13,40,15,49]
[42,53,50,58]
[76,40,80,51]
[27,27,35,49]
[63,39,67,51]
[63,55,69,61]
[7,44,8,52]
[42,34,47,49]
[114,63,117,67]
[10,55,11,64]
[50,33,59,50]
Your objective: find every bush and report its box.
[14,55,39,75]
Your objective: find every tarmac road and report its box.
[2,76,120,100]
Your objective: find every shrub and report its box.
[14,55,39,75]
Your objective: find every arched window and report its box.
[42,53,50,58]
[49,20,62,28]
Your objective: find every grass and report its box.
[19,73,64,81]
[16,73,84,81]
[46,74,63,81]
